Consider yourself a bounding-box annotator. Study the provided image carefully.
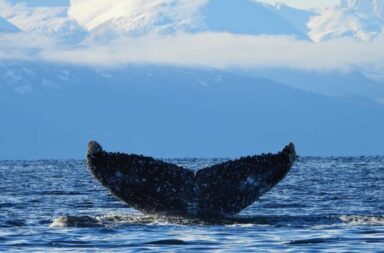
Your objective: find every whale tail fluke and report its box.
[86,141,297,217]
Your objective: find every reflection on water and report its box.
[1,157,384,252]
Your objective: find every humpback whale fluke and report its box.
[87,141,297,217]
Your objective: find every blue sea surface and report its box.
[0,157,383,252]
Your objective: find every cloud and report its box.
[30,33,383,71]
[0,27,383,72]
[0,33,55,60]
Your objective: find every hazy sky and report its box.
[257,0,338,9]
[7,0,68,6]
[7,0,339,9]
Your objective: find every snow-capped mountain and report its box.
[309,0,384,41]
[2,0,384,42]
[1,62,384,159]
[68,0,206,39]
[0,4,87,43]
[341,0,384,17]
[0,16,19,33]
[1,0,384,158]
[199,0,307,39]
[68,0,384,42]
[67,0,309,41]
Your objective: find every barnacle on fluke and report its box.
[87,141,297,217]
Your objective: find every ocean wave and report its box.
[49,213,384,228]
[339,215,384,226]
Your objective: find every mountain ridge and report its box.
[309,0,384,41]
[2,0,384,42]
[1,0,384,158]
[1,62,384,159]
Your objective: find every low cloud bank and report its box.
[1,32,383,72]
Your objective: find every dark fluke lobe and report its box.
[87,141,297,217]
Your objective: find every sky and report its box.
[7,0,339,9]
[7,0,68,6]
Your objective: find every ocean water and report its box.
[0,157,383,252]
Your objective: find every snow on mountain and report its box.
[68,0,308,41]
[308,0,384,42]
[341,0,384,17]
[0,2,87,44]
[67,0,384,42]
[260,2,315,35]
[199,0,307,39]
[0,16,19,33]
[2,0,384,43]
[68,0,206,40]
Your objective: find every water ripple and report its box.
[0,157,383,252]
